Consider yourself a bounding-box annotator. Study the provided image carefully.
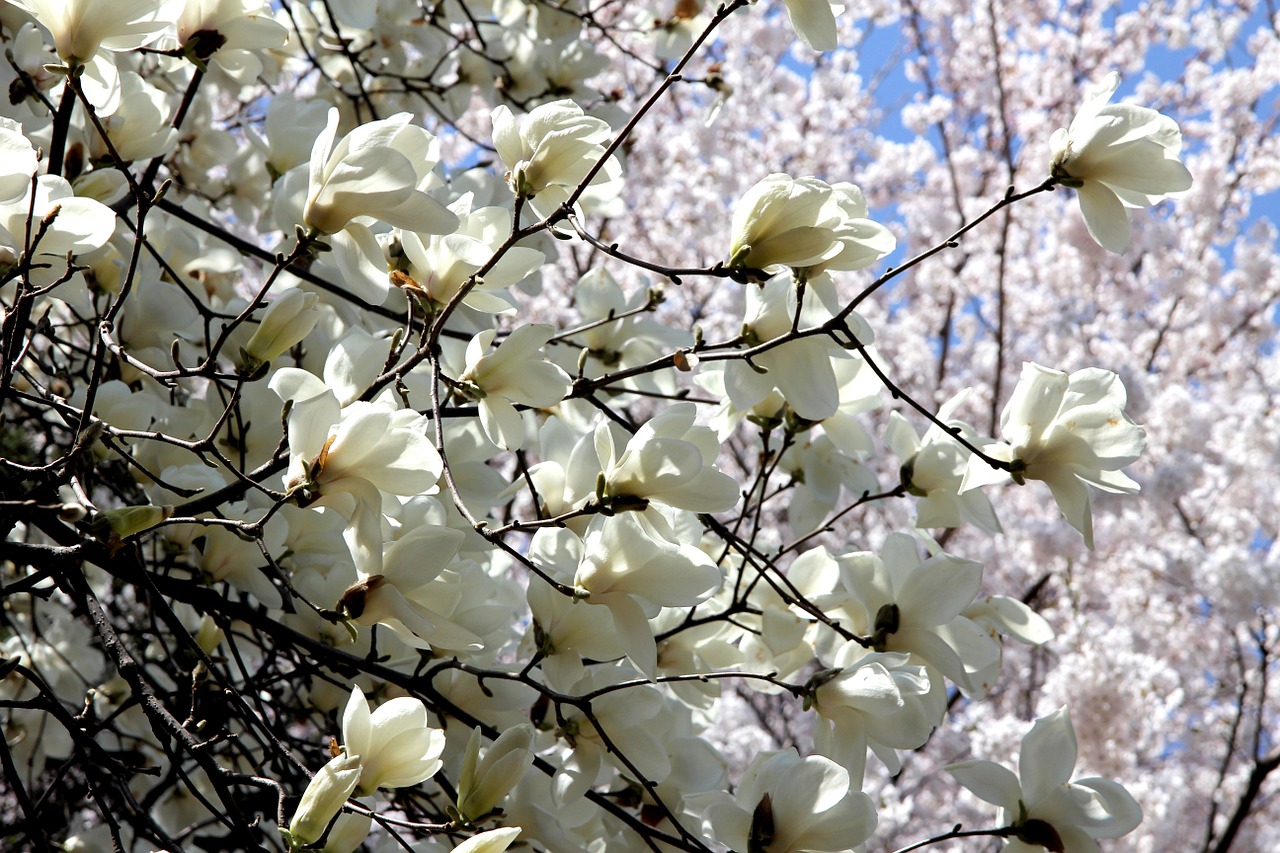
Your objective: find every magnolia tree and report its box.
[0,0,1277,851]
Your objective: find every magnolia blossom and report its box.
[1050,72,1193,253]
[723,274,874,421]
[885,389,1001,532]
[341,686,446,797]
[525,531,627,688]
[0,118,38,204]
[594,403,740,514]
[0,175,116,271]
[550,668,673,805]
[397,193,545,313]
[270,375,442,572]
[961,362,1146,549]
[337,525,487,653]
[450,828,522,853]
[301,109,457,302]
[491,99,623,219]
[806,642,943,783]
[645,2,710,60]
[572,513,722,677]
[946,707,1143,851]
[779,0,843,51]
[727,174,842,272]
[89,72,177,163]
[458,324,571,450]
[10,0,177,65]
[565,268,691,397]
[173,0,288,79]
[963,595,1056,694]
[837,533,1001,695]
[802,182,896,278]
[705,749,875,853]
[304,109,455,236]
[726,175,891,279]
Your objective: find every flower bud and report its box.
[287,754,360,850]
[241,290,320,369]
[319,810,371,853]
[96,504,173,538]
[195,615,225,654]
[456,725,534,823]
[451,827,522,853]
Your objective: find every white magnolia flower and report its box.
[726,175,890,277]
[199,503,287,608]
[806,642,943,783]
[89,72,177,164]
[781,0,844,51]
[837,533,1001,694]
[778,434,878,535]
[728,174,842,272]
[319,811,372,853]
[573,513,722,677]
[0,118,38,204]
[450,828,522,853]
[10,0,177,65]
[885,389,1001,532]
[566,268,692,397]
[526,528,627,688]
[337,525,487,653]
[341,686,446,797]
[961,362,1146,549]
[723,274,872,421]
[270,376,442,572]
[705,749,875,853]
[803,182,896,277]
[0,175,116,272]
[551,667,673,806]
[594,403,741,514]
[458,324,571,450]
[254,95,333,178]
[1050,72,1193,253]
[491,99,623,220]
[645,2,710,61]
[304,109,456,237]
[300,109,456,302]
[962,595,1056,696]
[946,706,1143,852]
[173,0,288,79]
[398,193,545,313]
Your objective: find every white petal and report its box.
[341,686,372,759]
[1020,706,1078,806]
[1075,181,1131,254]
[783,0,838,51]
[945,759,1023,812]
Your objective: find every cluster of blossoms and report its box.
[1,1,1265,853]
